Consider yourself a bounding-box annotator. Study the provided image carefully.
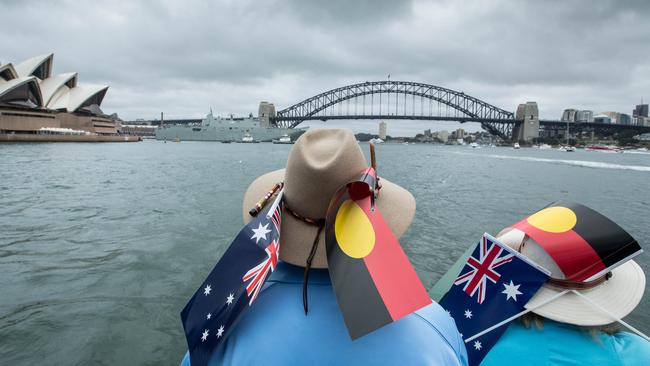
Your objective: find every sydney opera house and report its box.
[0,53,138,142]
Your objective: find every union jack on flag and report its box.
[453,235,514,304]
[440,233,550,366]
[243,239,279,305]
[180,193,284,366]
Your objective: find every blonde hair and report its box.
[519,312,621,337]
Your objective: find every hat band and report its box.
[283,200,325,227]
[546,271,612,290]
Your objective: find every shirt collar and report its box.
[268,261,331,285]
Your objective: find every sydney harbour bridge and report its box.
[131,80,650,141]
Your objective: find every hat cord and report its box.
[303,223,324,315]
[283,200,326,315]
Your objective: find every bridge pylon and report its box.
[513,102,539,142]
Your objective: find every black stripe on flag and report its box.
[326,226,392,340]
[566,202,641,268]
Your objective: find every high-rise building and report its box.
[561,109,578,122]
[633,104,649,118]
[455,128,465,139]
[619,113,632,125]
[378,121,387,140]
[576,110,594,123]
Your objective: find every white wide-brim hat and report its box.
[242,128,416,269]
[498,228,646,326]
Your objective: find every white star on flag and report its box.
[502,280,523,301]
[201,329,209,342]
[473,340,482,350]
[464,309,473,319]
[203,284,212,296]
[206,313,211,320]
[226,293,234,305]
[251,223,272,243]
[217,325,225,338]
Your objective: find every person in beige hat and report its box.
[481,204,650,366]
[181,128,468,366]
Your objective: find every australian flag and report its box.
[180,193,283,366]
[440,233,550,366]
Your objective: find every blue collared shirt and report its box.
[181,262,468,365]
[481,319,650,366]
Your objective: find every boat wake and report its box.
[453,152,650,172]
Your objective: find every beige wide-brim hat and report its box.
[498,228,646,326]
[242,128,416,269]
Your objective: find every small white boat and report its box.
[369,138,384,144]
[513,142,521,149]
[272,134,293,144]
[470,142,479,148]
[241,133,258,143]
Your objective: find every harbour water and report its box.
[1,140,649,365]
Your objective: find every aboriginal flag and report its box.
[512,201,642,281]
[325,168,431,339]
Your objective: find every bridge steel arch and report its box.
[271,81,516,139]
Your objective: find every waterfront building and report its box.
[576,110,594,123]
[633,104,648,125]
[601,112,621,124]
[633,104,648,118]
[561,109,578,122]
[379,121,387,140]
[436,130,449,143]
[619,113,632,125]
[593,114,612,124]
[0,54,129,141]
[455,128,465,140]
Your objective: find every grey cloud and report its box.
[1,0,649,124]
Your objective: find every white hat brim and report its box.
[525,259,646,326]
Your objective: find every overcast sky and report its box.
[1,0,649,135]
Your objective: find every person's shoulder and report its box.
[412,301,467,362]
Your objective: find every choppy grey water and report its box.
[1,140,649,365]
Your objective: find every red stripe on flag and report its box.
[513,220,606,281]
[358,198,431,321]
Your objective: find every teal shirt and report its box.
[481,319,650,366]
[181,262,467,366]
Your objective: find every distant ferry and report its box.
[155,112,306,142]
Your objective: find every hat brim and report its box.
[525,259,646,326]
[242,169,416,269]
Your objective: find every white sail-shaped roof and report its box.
[0,64,18,81]
[0,76,43,107]
[39,72,78,107]
[67,85,108,112]
[49,84,108,112]
[15,53,53,79]
[3,54,109,114]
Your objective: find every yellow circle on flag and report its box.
[527,206,577,233]
[335,199,375,258]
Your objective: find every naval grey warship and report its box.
[155,111,305,142]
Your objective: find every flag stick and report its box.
[249,182,283,217]
[266,189,284,219]
[464,290,569,343]
[572,290,650,343]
